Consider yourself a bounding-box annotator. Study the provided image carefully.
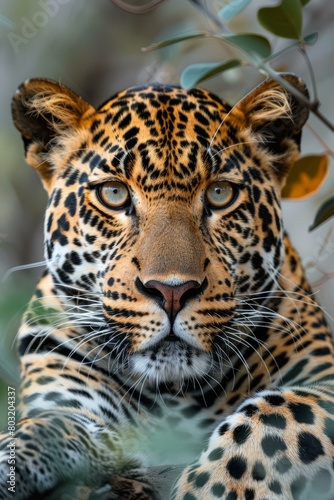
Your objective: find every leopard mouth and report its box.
[148,332,187,354]
[164,333,180,342]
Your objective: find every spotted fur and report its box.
[1,75,334,499]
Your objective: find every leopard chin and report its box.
[129,341,212,384]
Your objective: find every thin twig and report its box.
[110,0,166,14]
[306,122,334,159]
[299,46,318,102]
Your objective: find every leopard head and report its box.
[12,75,308,383]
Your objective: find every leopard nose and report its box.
[143,279,202,322]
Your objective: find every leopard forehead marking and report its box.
[76,85,240,192]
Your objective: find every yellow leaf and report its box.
[282,154,329,200]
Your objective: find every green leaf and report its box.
[258,0,303,40]
[180,59,242,89]
[143,32,271,59]
[304,32,318,44]
[300,0,311,5]
[309,195,334,231]
[142,31,208,52]
[218,0,253,22]
[225,33,271,58]
[282,154,329,200]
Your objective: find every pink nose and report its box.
[144,280,201,322]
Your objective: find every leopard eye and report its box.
[97,181,130,209]
[206,181,236,209]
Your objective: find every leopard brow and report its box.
[109,123,137,172]
[86,147,133,180]
[206,148,245,181]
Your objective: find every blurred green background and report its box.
[1,0,334,427]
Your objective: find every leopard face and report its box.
[13,76,308,384]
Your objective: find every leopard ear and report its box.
[12,78,93,189]
[232,74,309,180]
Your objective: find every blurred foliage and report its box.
[310,195,334,231]
[0,275,34,426]
[282,154,329,201]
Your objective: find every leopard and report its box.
[1,73,334,500]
